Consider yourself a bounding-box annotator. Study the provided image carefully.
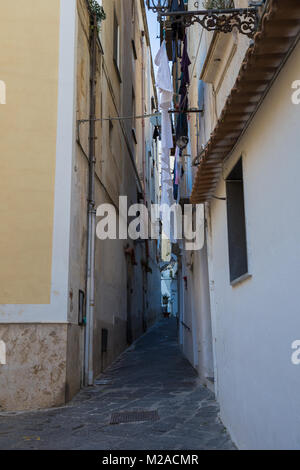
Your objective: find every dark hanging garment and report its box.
[179,36,191,97]
[176,111,189,150]
[173,180,178,201]
[153,125,161,141]
[169,0,185,64]
[172,40,177,64]
[169,0,185,41]
[176,82,189,150]
[181,35,191,88]
[169,0,185,16]
[173,158,178,200]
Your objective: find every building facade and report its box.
[176,0,300,449]
[0,0,161,411]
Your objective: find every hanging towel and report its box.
[155,41,175,241]
[154,40,173,149]
[155,40,173,111]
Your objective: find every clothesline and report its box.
[77,112,159,124]
[77,109,203,125]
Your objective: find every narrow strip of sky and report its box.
[145,5,161,73]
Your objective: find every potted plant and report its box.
[88,0,106,31]
[162,295,170,318]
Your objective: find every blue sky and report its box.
[146,7,161,70]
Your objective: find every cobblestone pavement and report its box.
[0,319,235,450]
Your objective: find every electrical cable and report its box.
[77,111,160,124]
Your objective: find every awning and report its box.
[190,0,300,204]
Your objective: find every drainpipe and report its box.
[141,31,149,332]
[141,31,146,210]
[84,14,97,386]
[141,31,150,260]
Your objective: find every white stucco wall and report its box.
[207,41,300,449]
[191,242,214,383]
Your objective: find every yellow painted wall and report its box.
[0,0,60,304]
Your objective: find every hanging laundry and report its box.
[175,147,181,185]
[176,110,189,150]
[155,40,175,241]
[154,40,173,149]
[169,0,185,32]
[153,125,161,141]
[173,146,181,201]
[179,35,191,93]
[155,40,173,111]
[173,179,178,201]
[176,35,191,150]
[169,0,185,64]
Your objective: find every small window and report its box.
[78,290,85,326]
[151,96,156,112]
[113,11,121,81]
[132,39,137,60]
[109,119,115,156]
[132,87,136,129]
[132,87,137,144]
[101,328,108,353]
[226,158,248,284]
[109,119,114,147]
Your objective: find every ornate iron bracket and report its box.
[159,8,259,38]
[146,0,170,14]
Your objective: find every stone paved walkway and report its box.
[0,319,235,450]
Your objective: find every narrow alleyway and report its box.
[0,319,234,450]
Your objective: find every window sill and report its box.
[231,273,252,288]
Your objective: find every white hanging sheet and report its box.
[155,41,175,241]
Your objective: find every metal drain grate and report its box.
[110,410,159,425]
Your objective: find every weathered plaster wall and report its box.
[66,323,84,402]
[0,324,67,411]
[0,0,161,411]
[71,0,161,385]
[0,0,78,411]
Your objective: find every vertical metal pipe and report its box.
[141,31,149,332]
[85,13,97,386]
[141,31,149,260]
[141,31,146,207]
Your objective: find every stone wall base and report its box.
[0,323,82,412]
